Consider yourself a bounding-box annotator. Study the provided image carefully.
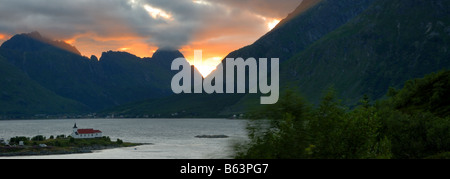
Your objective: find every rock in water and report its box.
[195,135,229,138]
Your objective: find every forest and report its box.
[234,70,450,159]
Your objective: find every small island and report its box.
[0,135,141,157]
[0,123,143,157]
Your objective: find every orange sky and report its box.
[0,0,300,76]
[0,33,10,45]
[65,13,281,77]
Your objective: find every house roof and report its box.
[77,129,102,134]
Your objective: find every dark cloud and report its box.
[0,0,302,52]
[0,0,148,38]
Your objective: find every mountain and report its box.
[282,0,450,105]
[107,0,450,118]
[273,0,322,31]
[0,32,108,109]
[0,54,87,118]
[4,0,448,118]
[225,0,376,62]
[149,49,186,69]
[0,32,197,111]
[103,0,377,117]
[96,49,197,107]
[2,31,81,55]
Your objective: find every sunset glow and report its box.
[268,19,281,30]
[0,0,302,77]
[143,4,172,20]
[192,0,211,6]
[194,56,223,77]
[64,39,75,45]
[118,47,130,51]
[0,33,7,43]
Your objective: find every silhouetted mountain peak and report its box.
[26,31,43,39]
[100,50,140,60]
[90,55,98,61]
[152,49,184,60]
[1,31,81,56]
[148,49,186,68]
[0,33,185,111]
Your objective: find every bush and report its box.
[234,70,450,159]
[235,90,310,159]
[116,138,123,145]
[31,135,46,141]
[102,136,111,142]
[69,137,75,143]
[9,136,30,145]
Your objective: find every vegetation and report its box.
[281,0,450,105]
[1,134,139,156]
[234,70,450,159]
[101,93,247,118]
[0,54,87,118]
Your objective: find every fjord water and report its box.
[0,118,248,159]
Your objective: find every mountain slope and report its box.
[2,31,81,55]
[225,0,376,62]
[0,32,195,110]
[282,0,450,105]
[218,0,378,114]
[273,0,322,31]
[0,54,87,117]
[101,93,246,118]
[0,32,108,109]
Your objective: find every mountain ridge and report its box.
[224,0,376,63]
[0,32,199,114]
[105,0,450,118]
[102,0,378,117]
[1,0,449,118]
[282,0,450,105]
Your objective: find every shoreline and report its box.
[0,143,149,157]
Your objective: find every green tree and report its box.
[235,90,310,159]
[116,138,123,145]
[308,88,347,158]
[9,136,30,145]
[344,102,392,159]
[31,135,46,141]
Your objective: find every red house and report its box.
[70,123,103,139]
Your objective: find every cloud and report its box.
[0,0,302,57]
[208,0,303,19]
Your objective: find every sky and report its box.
[0,0,303,76]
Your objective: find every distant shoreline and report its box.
[0,117,235,121]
